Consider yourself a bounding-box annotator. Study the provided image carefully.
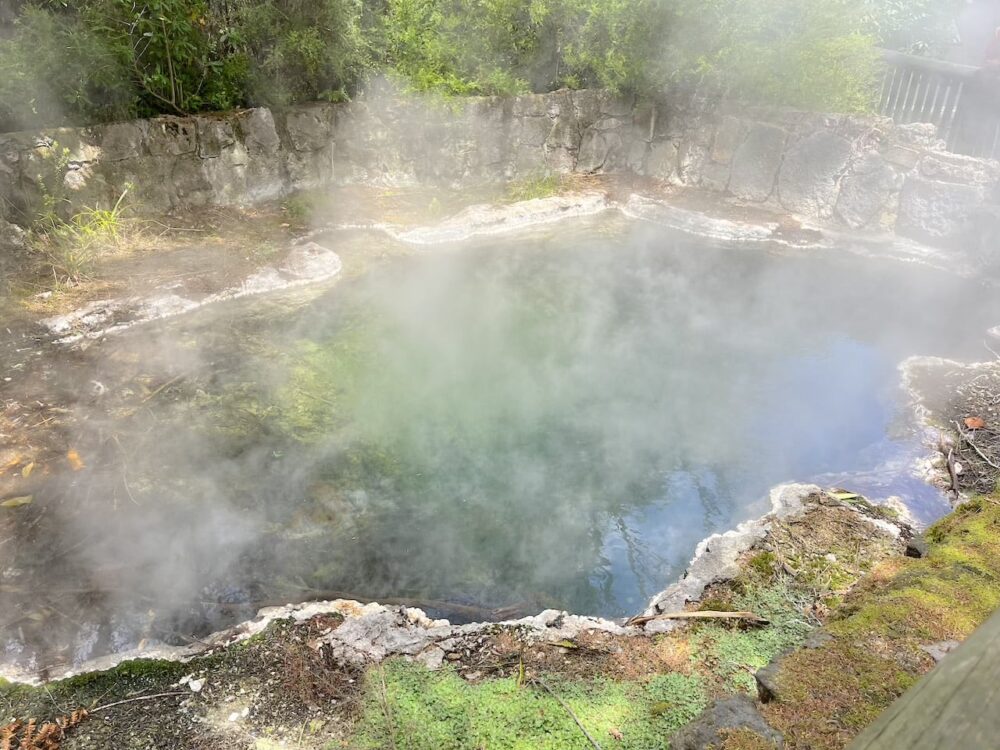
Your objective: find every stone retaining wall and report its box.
[2,87,998,255]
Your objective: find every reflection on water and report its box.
[4,215,999,671]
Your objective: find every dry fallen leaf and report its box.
[67,450,85,471]
[21,462,35,479]
[0,453,22,477]
[0,495,33,509]
[965,416,987,430]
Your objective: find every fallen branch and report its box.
[531,677,603,750]
[626,610,769,628]
[939,434,960,497]
[955,420,1000,471]
[91,692,188,713]
[141,375,185,404]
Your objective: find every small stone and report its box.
[670,695,784,749]
[906,533,930,559]
[415,645,445,670]
[921,640,961,663]
[188,678,204,693]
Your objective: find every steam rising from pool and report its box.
[4,214,998,675]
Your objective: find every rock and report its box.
[967,204,1000,272]
[236,108,281,155]
[778,130,854,217]
[677,139,707,185]
[147,117,198,157]
[803,631,834,649]
[894,122,944,149]
[920,640,960,663]
[906,533,929,559]
[196,117,237,159]
[284,106,334,152]
[646,484,819,620]
[170,157,214,207]
[645,140,678,180]
[729,123,787,202]
[756,632,833,704]
[415,645,446,670]
[836,152,899,229]
[0,218,26,251]
[670,696,784,749]
[711,116,746,164]
[576,126,626,173]
[919,152,999,187]
[897,175,985,245]
[755,654,785,703]
[700,160,731,192]
[100,121,146,162]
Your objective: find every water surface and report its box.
[4,215,998,671]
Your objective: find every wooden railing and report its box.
[878,49,1000,160]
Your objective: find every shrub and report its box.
[232,0,371,106]
[81,0,247,116]
[0,6,136,131]
[669,0,881,113]
[0,0,896,129]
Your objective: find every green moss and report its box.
[746,551,778,582]
[505,174,565,203]
[690,582,812,693]
[349,659,706,749]
[0,657,188,721]
[763,495,1000,749]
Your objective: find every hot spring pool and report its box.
[5,213,999,672]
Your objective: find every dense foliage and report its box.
[0,0,963,130]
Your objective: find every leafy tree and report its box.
[0,5,135,131]
[230,0,370,106]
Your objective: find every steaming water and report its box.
[5,214,1000,673]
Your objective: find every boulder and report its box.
[284,106,335,152]
[897,175,985,245]
[645,140,679,181]
[729,123,786,202]
[576,125,626,173]
[146,117,198,157]
[778,130,854,217]
[99,121,147,162]
[196,117,237,159]
[919,152,1000,187]
[236,108,281,155]
[0,218,26,251]
[905,533,929,559]
[670,696,783,749]
[836,152,900,229]
[711,116,746,164]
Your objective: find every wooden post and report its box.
[849,608,1000,749]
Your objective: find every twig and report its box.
[627,610,769,628]
[955,420,1000,471]
[375,667,398,750]
[531,677,602,750]
[940,435,960,497]
[141,375,184,404]
[91,692,187,713]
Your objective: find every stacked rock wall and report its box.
[2,88,998,254]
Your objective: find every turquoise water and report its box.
[6,215,1000,669]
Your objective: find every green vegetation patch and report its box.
[762,496,1000,750]
[351,659,707,750]
[0,0,960,133]
[691,582,814,693]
